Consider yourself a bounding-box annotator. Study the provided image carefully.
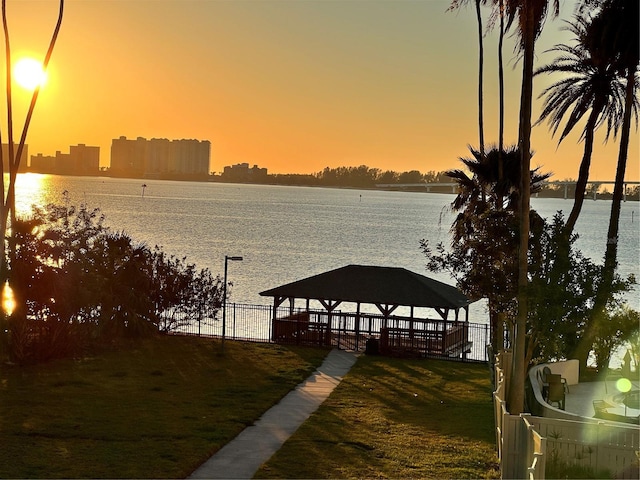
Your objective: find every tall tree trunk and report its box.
[509,3,535,416]
[603,69,634,285]
[475,0,485,156]
[493,2,506,354]
[498,0,505,157]
[564,103,601,237]
[1,0,13,283]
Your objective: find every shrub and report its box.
[3,202,224,363]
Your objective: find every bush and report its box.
[2,202,225,364]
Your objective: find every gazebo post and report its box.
[271,296,286,342]
[410,306,415,342]
[355,303,361,350]
[319,299,342,347]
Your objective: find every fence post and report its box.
[484,324,489,362]
[232,303,237,340]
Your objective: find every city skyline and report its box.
[2,0,638,181]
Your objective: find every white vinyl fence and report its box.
[494,352,639,479]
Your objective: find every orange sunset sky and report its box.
[2,0,638,181]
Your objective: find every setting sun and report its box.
[13,57,47,90]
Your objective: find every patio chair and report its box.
[542,367,570,393]
[547,374,565,410]
[540,367,552,400]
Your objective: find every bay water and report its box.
[12,174,640,358]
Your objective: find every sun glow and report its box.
[2,281,15,316]
[13,57,47,90]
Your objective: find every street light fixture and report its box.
[222,255,243,352]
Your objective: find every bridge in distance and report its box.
[376,180,640,201]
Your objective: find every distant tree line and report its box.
[223,165,640,200]
[222,166,453,189]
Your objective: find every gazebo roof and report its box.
[259,264,471,310]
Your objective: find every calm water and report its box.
[12,174,640,324]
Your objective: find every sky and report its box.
[1,0,638,181]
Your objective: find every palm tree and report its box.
[503,0,559,414]
[578,0,639,369]
[444,145,550,353]
[596,0,639,282]
[535,14,627,238]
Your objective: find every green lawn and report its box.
[0,336,329,478]
[1,337,500,479]
[256,355,500,479]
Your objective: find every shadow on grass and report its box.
[0,336,330,479]
[257,355,499,479]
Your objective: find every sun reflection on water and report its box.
[12,173,49,217]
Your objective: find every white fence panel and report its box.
[523,415,547,480]
[528,416,639,478]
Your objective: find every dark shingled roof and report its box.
[259,264,471,310]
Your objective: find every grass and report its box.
[256,355,500,479]
[0,336,330,478]
[1,337,500,479]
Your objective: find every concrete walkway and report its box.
[188,348,359,479]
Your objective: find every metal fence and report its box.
[168,302,490,362]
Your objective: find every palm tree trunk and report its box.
[564,104,600,237]
[475,0,485,156]
[509,3,535,416]
[603,69,634,280]
[1,0,13,283]
[496,0,506,214]
[498,0,505,156]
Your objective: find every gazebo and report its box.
[259,264,473,357]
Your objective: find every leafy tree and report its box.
[592,306,639,373]
[4,202,225,364]
[377,170,399,184]
[421,145,549,354]
[526,213,633,367]
[397,170,424,184]
[151,247,225,333]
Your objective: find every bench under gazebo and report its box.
[259,264,473,358]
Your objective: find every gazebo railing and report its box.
[167,303,489,362]
[272,309,479,359]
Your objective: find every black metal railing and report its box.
[167,303,490,362]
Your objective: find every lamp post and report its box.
[222,255,243,352]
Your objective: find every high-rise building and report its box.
[110,136,147,175]
[69,144,100,174]
[29,144,99,175]
[222,163,268,182]
[110,136,210,177]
